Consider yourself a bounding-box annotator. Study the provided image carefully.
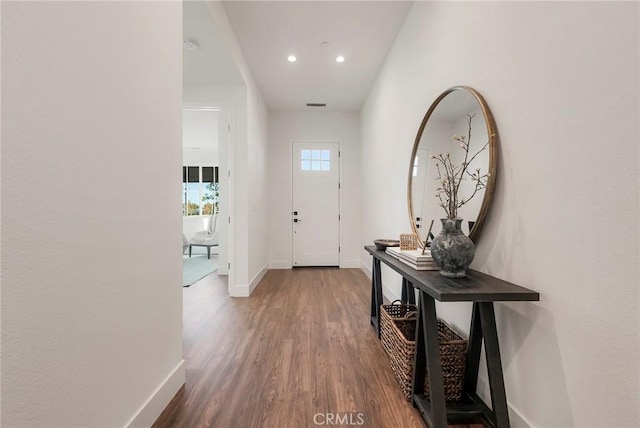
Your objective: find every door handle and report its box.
[293,219,301,223]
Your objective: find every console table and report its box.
[365,245,539,428]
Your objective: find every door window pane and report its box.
[300,149,331,171]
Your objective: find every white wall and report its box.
[182,109,219,152]
[183,150,219,166]
[2,2,184,427]
[245,90,269,289]
[268,111,361,268]
[361,2,639,427]
[207,1,269,296]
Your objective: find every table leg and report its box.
[479,302,510,428]
[412,291,447,428]
[370,259,376,325]
[407,280,415,304]
[370,258,382,337]
[422,293,447,428]
[463,302,483,395]
[401,278,416,304]
[412,290,425,399]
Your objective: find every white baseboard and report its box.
[229,283,249,297]
[473,378,532,427]
[249,263,268,294]
[339,259,361,268]
[229,263,269,297]
[508,402,534,428]
[217,264,228,275]
[269,260,291,269]
[360,260,371,277]
[382,280,401,304]
[360,260,401,304]
[126,359,185,428]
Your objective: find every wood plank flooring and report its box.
[153,268,479,428]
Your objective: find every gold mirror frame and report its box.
[407,86,498,246]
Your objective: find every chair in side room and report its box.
[188,213,219,259]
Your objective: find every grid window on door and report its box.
[301,149,331,171]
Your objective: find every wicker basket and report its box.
[380,301,467,402]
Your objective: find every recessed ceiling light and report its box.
[336,55,345,63]
[288,55,297,62]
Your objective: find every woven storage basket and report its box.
[380,301,467,402]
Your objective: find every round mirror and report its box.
[407,86,497,248]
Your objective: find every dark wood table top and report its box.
[365,245,539,303]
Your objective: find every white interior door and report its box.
[292,142,340,267]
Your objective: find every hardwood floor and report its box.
[153,268,478,428]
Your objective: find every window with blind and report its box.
[182,166,219,216]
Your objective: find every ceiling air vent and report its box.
[306,103,327,107]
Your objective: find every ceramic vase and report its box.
[430,218,475,278]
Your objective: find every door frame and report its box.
[182,103,235,294]
[289,140,341,268]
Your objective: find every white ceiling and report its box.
[183,1,244,87]
[221,1,413,111]
[183,1,412,111]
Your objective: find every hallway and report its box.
[153,268,430,427]
[153,268,487,427]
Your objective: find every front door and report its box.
[292,142,340,267]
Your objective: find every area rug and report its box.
[183,255,217,287]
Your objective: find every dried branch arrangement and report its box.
[432,114,490,219]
